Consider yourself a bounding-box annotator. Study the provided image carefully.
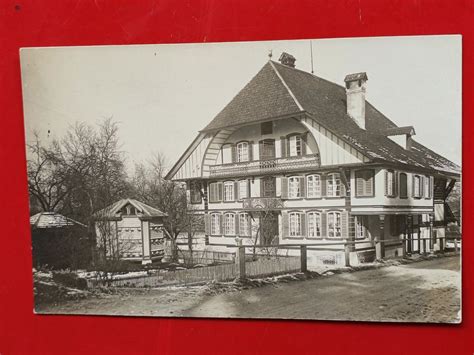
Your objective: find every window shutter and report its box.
[301,133,308,155]
[321,211,327,237]
[281,177,288,199]
[280,136,287,158]
[260,178,265,198]
[420,176,424,198]
[248,141,254,161]
[300,213,306,237]
[384,171,389,196]
[204,214,210,235]
[299,176,306,198]
[247,179,251,198]
[231,144,237,163]
[366,171,374,196]
[321,173,327,197]
[356,173,364,197]
[234,181,239,200]
[218,182,223,201]
[282,212,289,238]
[429,176,434,198]
[394,172,399,198]
[341,178,347,197]
[235,215,240,236]
[341,211,349,239]
[219,214,223,235]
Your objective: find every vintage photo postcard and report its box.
[21,35,461,323]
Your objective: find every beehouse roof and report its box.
[30,212,87,229]
[94,198,167,219]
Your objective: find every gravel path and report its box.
[185,255,461,323]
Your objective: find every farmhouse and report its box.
[166,53,460,264]
[94,198,167,265]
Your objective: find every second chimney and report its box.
[344,72,368,129]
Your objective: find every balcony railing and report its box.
[209,154,321,178]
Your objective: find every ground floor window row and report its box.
[204,212,252,237]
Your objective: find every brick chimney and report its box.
[279,52,296,68]
[344,72,368,129]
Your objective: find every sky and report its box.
[20,35,462,172]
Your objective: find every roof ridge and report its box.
[269,61,304,111]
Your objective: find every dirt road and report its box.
[37,256,461,323]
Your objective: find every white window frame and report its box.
[236,142,249,162]
[223,181,234,201]
[424,175,431,199]
[288,176,301,199]
[327,173,341,197]
[210,213,220,235]
[224,213,235,235]
[355,216,368,239]
[238,180,248,200]
[289,212,302,237]
[307,212,321,238]
[289,135,302,157]
[239,213,250,237]
[413,175,421,198]
[306,174,321,198]
[327,211,342,238]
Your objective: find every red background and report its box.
[0,0,472,354]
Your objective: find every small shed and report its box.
[30,212,89,269]
[94,199,167,265]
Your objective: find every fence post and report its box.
[238,246,246,280]
[300,245,307,273]
[344,243,351,267]
[439,237,444,253]
[402,238,407,258]
[454,238,459,254]
[422,239,427,256]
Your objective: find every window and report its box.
[328,211,342,238]
[239,213,251,237]
[190,181,202,204]
[307,212,321,238]
[327,173,341,197]
[259,139,275,160]
[236,142,249,162]
[238,180,248,200]
[424,176,431,199]
[288,176,302,199]
[413,175,422,198]
[224,213,235,235]
[399,173,408,198]
[355,216,369,239]
[210,214,220,235]
[288,135,302,157]
[385,170,396,197]
[355,170,374,197]
[209,182,223,202]
[262,177,276,198]
[306,174,321,198]
[261,121,273,135]
[289,212,302,237]
[224,181,234,201]
[221,144,233,164]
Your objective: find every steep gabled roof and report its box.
[202,61,303,131]
[30,212,87,229]
[94,198,167,219]
[200,60,460,176]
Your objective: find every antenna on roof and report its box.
[310,41,314,74]
[268,49,273,60]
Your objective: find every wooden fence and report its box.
[86,256,300,288]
